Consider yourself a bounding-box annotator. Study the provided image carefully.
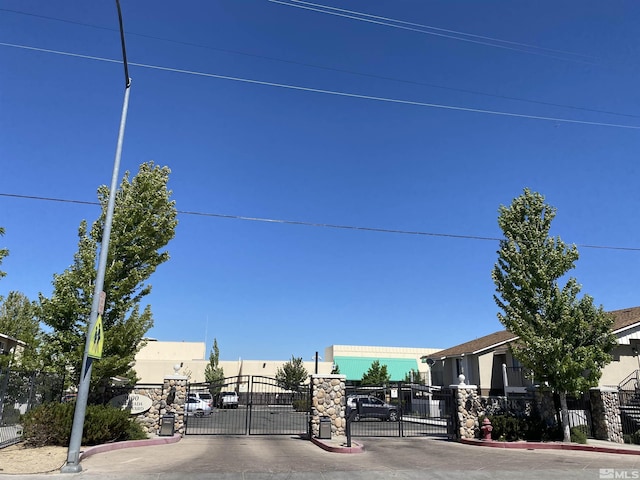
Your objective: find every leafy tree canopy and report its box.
[0,226,8,286]
[492,188,616,441]
[204,338,225,390]
[361,360,391,386]
[39,162,178,394]
[0,291,42,370]
[403,369,424,385]
[275,356,309,392]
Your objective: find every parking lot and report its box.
[74,435,640,480]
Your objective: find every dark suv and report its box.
[347,395,399,422]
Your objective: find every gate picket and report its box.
[184,376,309,436]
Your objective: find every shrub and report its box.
[625,430,640,445]
[22,402,148,447]
[521,413,562,442]
[482,414,526,441]
[292,398,310,412]
[481,413,562,442]
[22,402,75,447]
[570,425,588,444]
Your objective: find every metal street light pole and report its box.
[61,0,131,473]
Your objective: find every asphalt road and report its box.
[9,436,640,480]
[184,406,448,437]
[184,406,308,435]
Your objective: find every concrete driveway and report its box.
[14,436,640,480]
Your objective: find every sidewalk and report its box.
[461,437,640,455]
[5,434,640,480]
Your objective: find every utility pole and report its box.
[61,0,131,473]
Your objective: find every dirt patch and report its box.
[0,443,68,474]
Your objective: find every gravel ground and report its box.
[0,443,68,474]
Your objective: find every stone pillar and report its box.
[533,387,558,431]
[451,375,481,440]
[590,387,624,444]
[310,374,346,438]
[162,366,188,435]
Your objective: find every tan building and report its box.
[426,306,640,395]
[133,340,334,384]
[133,341,442,385]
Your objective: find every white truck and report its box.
[218,391,239,409]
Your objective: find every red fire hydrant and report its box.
[481,418,493,441]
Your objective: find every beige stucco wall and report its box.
[600,344,640,387]
[133,341,333,384]
[476,351,494,392]
[136,340,207,361]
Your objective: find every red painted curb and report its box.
[309,436,364,454]
[79,434,182,460]
[460,438,640,456]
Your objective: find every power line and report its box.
[2,42,639,130]
[270,0,597,63]
[1,192,639,252]
[1,8,636,119]
[281,0,596,60]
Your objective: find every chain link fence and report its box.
[0,369,66,448]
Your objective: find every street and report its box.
[66,435,640,480]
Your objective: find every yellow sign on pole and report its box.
[88,314,104,359]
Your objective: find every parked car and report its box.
[185,397,212,417]
[346,394,373,409]
[347,395,398,422]
[218,391,239,409]
[188,391,213,403]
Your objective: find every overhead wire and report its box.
[277,0,596,61]
[1,8,636,119]
[269,0,596,64]
[2,42,639,130]
[1,193,639,252]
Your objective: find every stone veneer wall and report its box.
[111,374,188,436]
[533,388,558,430]
[310,374,346,438]
[451,377,482,440]
[590,388,624,444]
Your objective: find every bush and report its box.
[485,415,527,441]
[22,402,148,447]
[481,413,562,442]
[292,398,310,412]
[22,402,75,447]
[570,425,588,444]
[624,429,640,445]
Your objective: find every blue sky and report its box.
[1,1,639,361]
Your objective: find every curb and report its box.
[79,433,182,461]
[460,438,640,456]
[309,436,364,454]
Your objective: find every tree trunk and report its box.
[559,391,571,443]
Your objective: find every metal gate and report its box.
[184,376,310,436]
[619,389,640,438]
[345,382,453,438]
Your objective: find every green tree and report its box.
[492,189,616,442]
[403,369,424,385]
[204,338,225,389]
[361,360,390,386]
[0,292,42,370]
[0,226,8,287]
[275,356,308,392]
[39,162,178,394]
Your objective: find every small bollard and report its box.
[481,417,493,441]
